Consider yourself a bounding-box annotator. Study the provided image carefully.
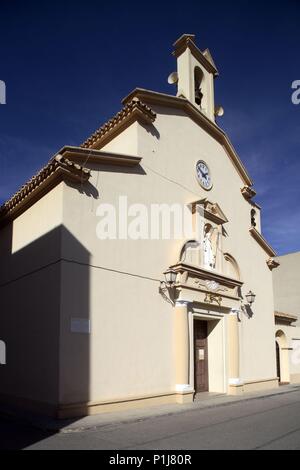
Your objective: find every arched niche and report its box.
[203,223,218,270]
[180,239,200,266]
[223,253,241,280]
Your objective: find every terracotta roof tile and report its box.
[81,98,156,149]
[0,155,90,222]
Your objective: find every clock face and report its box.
[196,160,212,190]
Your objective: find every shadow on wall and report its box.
[143,122,160,140]
[0,223,91,448]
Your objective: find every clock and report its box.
[196,160,212,190]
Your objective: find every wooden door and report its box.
[194,321,209,393]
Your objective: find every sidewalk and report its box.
[1,384,300,434]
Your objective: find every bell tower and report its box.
[171,34,219,122]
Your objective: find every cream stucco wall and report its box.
[0,91,281,415]
[0,184,64,410]
[101,122,139,156]
[11,183,64,254]
[57,101,278,406]
[137,105,277,385]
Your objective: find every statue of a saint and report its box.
[203,225,216,269]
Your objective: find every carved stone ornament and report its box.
[267,258,280,271]
[191,199,228,225]
[241,185,257,201]
[204,292,222,306]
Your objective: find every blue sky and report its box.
[0,0,299,255]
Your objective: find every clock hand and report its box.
[199,168,209,180]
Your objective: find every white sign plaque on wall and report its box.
[71,318,91,334]
[198,349,205,361]
[0,340,6,365]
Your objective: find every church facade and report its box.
[0,35,294,418]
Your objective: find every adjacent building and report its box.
[273,252,300,384]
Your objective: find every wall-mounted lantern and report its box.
[159,268,178,305]
[245,290,256,306]
[163,269,178,287]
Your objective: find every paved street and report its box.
[1,389,300,450]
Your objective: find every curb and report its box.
[1,385,300,434]
[58,386,300,434]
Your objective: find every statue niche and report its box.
[180,200,227,272]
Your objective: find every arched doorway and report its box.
[275,330,290,385]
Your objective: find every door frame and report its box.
[189,310,226,394]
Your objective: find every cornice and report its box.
[170,262,244,289]
[172,34,219,77]
[0,155,91,226]
[122,88,253,187]
[81,98,156,150]
[59,146,142,167]
[275,311,298,324]
[249,227,277,257]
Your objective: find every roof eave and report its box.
[249,227,277,258]
[81,99,156,150]
[0,156,91,227]
[58,146,142,167]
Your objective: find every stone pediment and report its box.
[191,199,228,225]
[122,89,253,187]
